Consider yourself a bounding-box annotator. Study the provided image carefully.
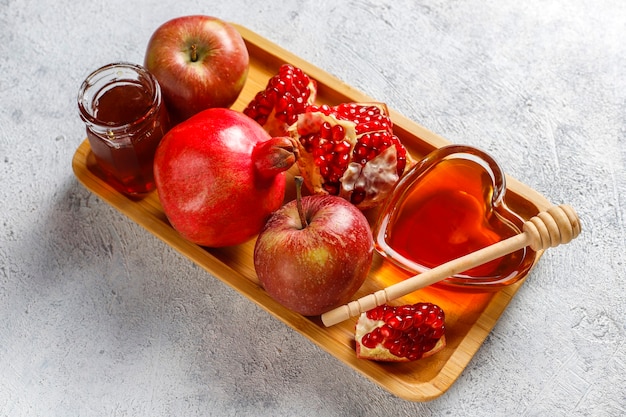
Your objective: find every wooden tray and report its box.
[72,24,552,402]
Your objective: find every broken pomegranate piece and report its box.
[243,64,317,136]
[246,65,413,209]
[289,102,413,209]
[355,303,446,362]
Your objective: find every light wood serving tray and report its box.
[72,24,552,402]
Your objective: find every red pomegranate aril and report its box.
[382,338,396,350]
[320,122,332,138]
[332,125,345,141]
[387,315,403,330]
[318,103,332,115]
[401,316,415,331]
[323,183,339,195]
[314,154,328,166]
[422,340,438,352]
[379,325,392,339]
[276,96,292,115]
[389,342,407,358]
[362,329,382,348]
[353,143,367,157]
[334,140,351,155]
[383,310,397,322]
[406,328,419,340]
[350,190,366,205]
[367,306,382,320]
[432,327,445,339]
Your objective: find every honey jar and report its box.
[78,62,170,196]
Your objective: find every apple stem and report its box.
[190,44,198,62]
[294,176,308,229]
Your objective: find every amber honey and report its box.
[78,63,170,196]
[375,145,536,288]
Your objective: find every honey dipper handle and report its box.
[523,204,581,251]
[321,204,581,327]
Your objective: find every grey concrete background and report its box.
[1,0,624,415]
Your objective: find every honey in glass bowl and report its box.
[78,63,170,196]
[374,145,536,289]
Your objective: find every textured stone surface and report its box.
[1,0,625,415]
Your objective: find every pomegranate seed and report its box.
[432,327,445,339]
[322,183,339,195]
[387,315,403,330]
[332,125,345,141]
[351,190,366,205]
[367,305,386,320]
[320,122,332,139]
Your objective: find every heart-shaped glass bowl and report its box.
[373,144,537,289]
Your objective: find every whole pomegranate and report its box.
[153,108,296,247]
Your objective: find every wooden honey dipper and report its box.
[321,204,581,327]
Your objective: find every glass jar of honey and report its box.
[77,62,170,196]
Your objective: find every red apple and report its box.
[254,178,374,316]
[144,15,249,124]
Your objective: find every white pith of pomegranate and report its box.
[289,102,412,209]
[243,64,317,136]
[355,303,446,362]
